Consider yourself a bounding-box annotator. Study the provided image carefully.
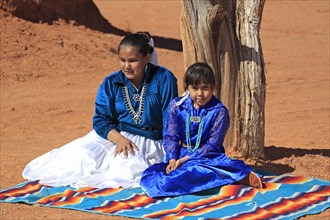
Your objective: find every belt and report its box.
[180,141,204,148]
[141,127,159,131]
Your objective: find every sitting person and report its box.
[22,32,178,189]
[140,62,262,198]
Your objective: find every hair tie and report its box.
[148,37,155,48]
[148,37,158,66]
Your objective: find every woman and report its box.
[22,32,178,189]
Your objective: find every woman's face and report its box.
[118,46,150,87]
[188,83,213,109]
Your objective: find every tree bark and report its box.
[180,0,266,159]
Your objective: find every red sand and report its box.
[1,1,329,219]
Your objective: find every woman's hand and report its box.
[107,130,139,158]
[166,156,189,174]
[114,138,139,158]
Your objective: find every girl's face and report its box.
[188,83,213,109]
[118,46,150,87]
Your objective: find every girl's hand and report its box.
[166,159,177,174]
[176,155,189,166]
[114,138,139,158]
[166,156,189,174]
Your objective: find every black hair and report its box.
[136,31,151,40]
[184,62,215,90]
[118,33,154,56]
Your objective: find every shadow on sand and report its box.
[248,146,330,176]
[7,0,182,52]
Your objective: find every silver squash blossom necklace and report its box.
[122,80,147,124]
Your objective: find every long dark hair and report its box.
[118,33,154,56]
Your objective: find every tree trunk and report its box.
[180,0,266,159]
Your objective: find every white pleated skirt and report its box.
[22,130,165,189]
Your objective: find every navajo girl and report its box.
[141,62,262,197]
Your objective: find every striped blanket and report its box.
[1,174,329,219]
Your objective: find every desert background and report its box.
[0,0,329,219]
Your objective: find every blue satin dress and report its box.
[93,63,178,140]
[140,95,252,198]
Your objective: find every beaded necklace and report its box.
[122,80,147,124]
[185,115,205,152]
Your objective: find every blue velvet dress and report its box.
[140,95,252,198]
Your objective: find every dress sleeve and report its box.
[163,100,181,162]
[160,70,178,136]
[190,106,230,157]
[92,78,118,139]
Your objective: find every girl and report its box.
[140,62,262,198]
[22,32,178,189]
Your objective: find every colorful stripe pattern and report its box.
[1,174,329,219]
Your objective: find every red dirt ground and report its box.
[0,0,329,219]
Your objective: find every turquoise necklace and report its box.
[185,115,205,153]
